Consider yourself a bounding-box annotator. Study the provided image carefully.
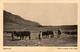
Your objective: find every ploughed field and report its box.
[3,31,77,46]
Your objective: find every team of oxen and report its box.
[5,29,61,40]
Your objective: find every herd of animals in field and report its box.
[3,10,77,42]
[5,29,62,41]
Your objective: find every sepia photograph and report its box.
[3,3,77,47]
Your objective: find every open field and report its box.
[3,32,77,47]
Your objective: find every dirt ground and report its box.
[3,32,77,47]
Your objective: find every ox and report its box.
[14,31,31,40]
[39,31,54,40]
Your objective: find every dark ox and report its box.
[41,31,54,38]
[13,31,31,40]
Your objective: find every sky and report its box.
[4,3,77,26]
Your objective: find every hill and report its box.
[3,10,42,31]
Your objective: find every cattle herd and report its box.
[5,29,62,41]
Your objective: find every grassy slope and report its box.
[3,10,42,31]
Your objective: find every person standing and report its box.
[39,31,42,40]
[57,29,61,38]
